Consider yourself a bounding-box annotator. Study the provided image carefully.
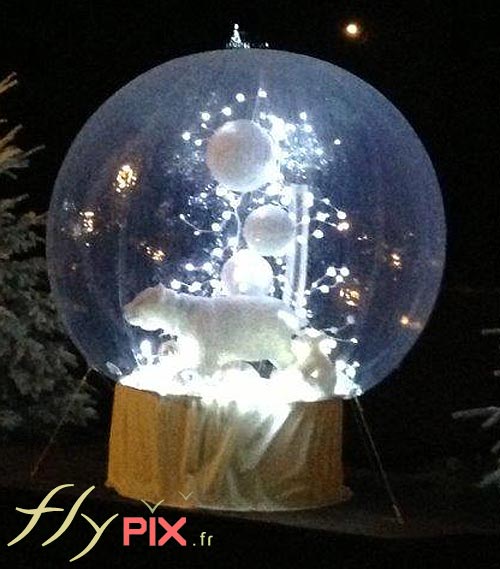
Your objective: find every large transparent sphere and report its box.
[47,49,445,397]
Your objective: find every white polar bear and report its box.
[123,284,303,375]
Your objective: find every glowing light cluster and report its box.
[339,287,361,307]
[81,211,95,233]
[71,210,96,242]
[114,164,138,194]
[389,252,403,269]
[142,244,166,262]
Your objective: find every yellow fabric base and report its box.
[106,383,351,511]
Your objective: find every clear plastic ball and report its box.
[221,249,273,295]
[243,204,295,256]
[47,48,445,395]
[206,119,277,193]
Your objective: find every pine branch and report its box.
[453,328,500,487]
[0,72,18,95]
[453,407,500,430]
[0,92,96,437]
[0,74,43,178]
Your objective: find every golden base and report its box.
[106,383,350,511]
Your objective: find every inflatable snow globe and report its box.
[47,47,445,510]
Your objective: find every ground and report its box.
[1,437,500,567]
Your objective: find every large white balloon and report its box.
[243,204,295,256]
[206,119,278,193]
[221,249,274,296]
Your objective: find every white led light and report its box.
[194,139,203,147]
[215,185,228,197]
[181,131,191,141]
[340,266,350,277]
[211,222,222,232]
[235,93,246,102]
[319,338,338,355]
[257,88,267,98]
[299,111,308,120]
[201,111,211,121]
[222,210,232,220]
[326,266,337,277]
[312,229,324,239]
[221,106,232,116]
[185,263,195,271]
[316,211,329,222]
[337,210,347,219]
[304,124,313,133]
[189,281,202,292]
[319,284,329,293]
[334,138,342,145]
[171,279,181,290]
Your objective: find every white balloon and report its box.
[221,249,273,296]
[243,204,295,256]
[206,119,278,193]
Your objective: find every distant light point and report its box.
[345,22,361,37]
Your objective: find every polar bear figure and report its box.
[123,284,303,375]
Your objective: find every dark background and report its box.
[0,0,499,469]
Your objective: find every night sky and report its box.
[1,1,498,287]
[1,1,499,465]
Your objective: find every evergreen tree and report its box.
[454,328,500,487]
[0,73,96,437]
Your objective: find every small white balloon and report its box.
[243,204,295,256]
[221,249,273,296]
[206,119,278,193]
